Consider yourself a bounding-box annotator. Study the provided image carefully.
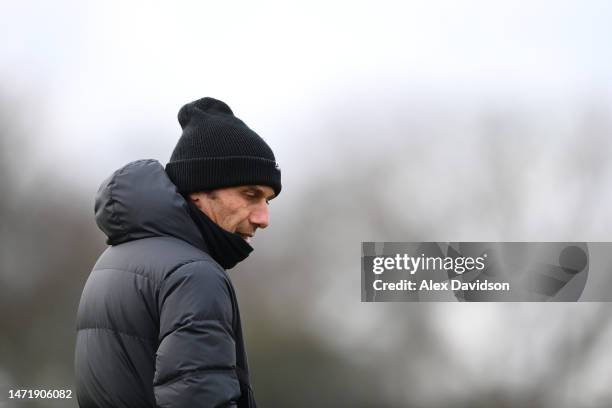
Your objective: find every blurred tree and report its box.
[1,91,612,408]
[0,91,103,408]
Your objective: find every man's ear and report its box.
[188,192,201,203]
[189,191,215,201]
[188,192,206,212]
[188,191,214,213]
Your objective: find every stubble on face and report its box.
[189,185,274,242]
[203,190,251,234]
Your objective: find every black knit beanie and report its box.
[165,97,281,196]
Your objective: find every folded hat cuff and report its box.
[166,156,281,197]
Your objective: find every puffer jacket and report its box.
[75,159,257,408]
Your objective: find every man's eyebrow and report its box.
[247,186,276,200]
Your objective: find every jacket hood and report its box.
[94,159,206,250]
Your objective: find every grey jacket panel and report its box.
[76,160,245,408]
[154,261,241,407]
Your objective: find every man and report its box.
[74,97,280,407]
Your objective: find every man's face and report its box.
[189,185,275,243]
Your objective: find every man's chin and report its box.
[236,233,252,243]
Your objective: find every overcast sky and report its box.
[2,0,611,194]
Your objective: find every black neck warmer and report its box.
[185,201,253,269]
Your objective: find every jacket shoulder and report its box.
[158,259,234,327]
[93,236,217,284]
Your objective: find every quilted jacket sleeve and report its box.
[154,261,241,407]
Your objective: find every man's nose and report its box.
[249,203,270,229]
